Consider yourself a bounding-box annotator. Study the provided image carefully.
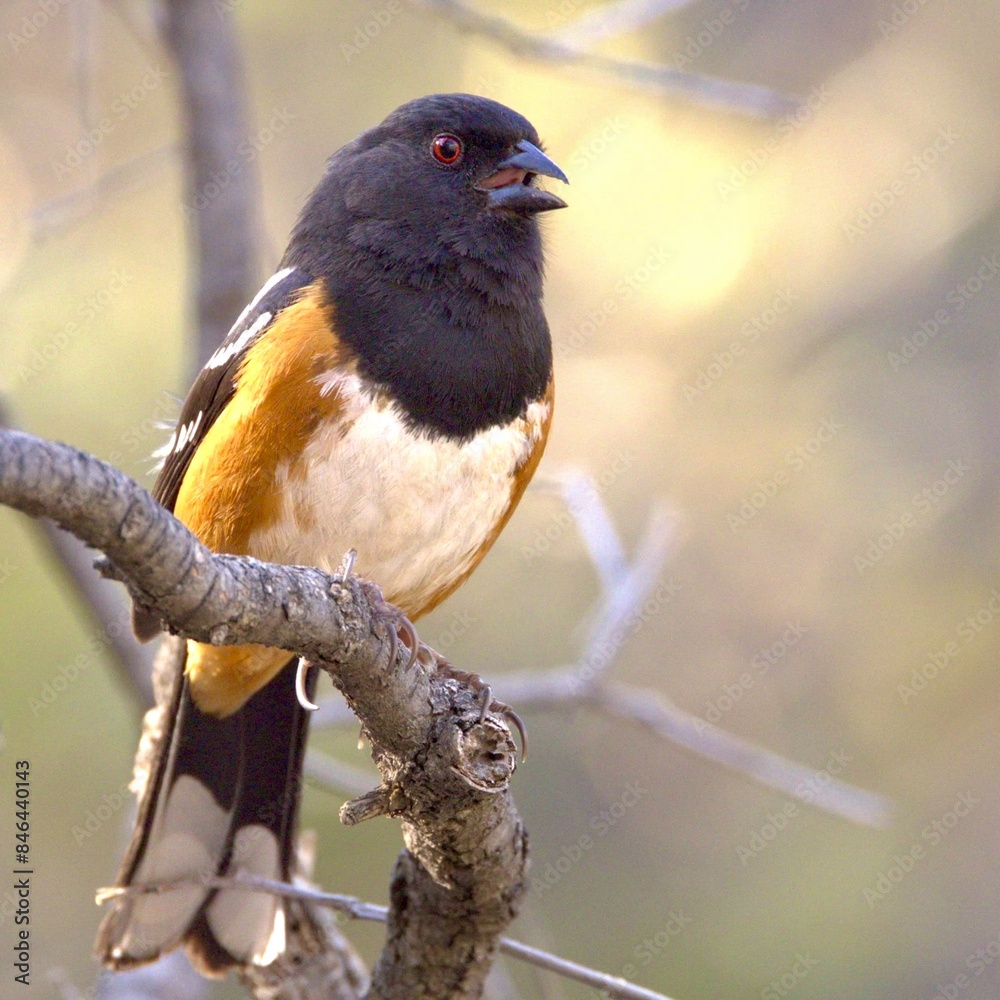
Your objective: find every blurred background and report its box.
[2,0,1000,997]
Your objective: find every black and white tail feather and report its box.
[97,650,316,974]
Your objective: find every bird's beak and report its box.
[478,140,569,213]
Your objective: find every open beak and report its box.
[478,140,568,214]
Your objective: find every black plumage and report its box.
[284,93,563,439]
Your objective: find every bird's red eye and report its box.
[431,134,463,165]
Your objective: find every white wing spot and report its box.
[173,410,204,454]
[206,311,272,370]
[226,267,293,339]
[188,410,203,446]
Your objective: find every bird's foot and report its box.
[359,582,526,759]
[360,581,421,671]
[428,651,528,763]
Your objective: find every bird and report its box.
[95,93,567,976]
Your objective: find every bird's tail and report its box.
[95,648,314,976]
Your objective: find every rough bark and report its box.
[0,429,527,999]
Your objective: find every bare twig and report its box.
[589,682,891,827]
[97,875,387,923]
[496,472,893,828]
[498,939,673,1000]
[100,874,676,1000]
[0,398,154,707]
[494,668,892,827]
[408,0,797,116]
[551,0,699,48]
[543,468,630,591]
[575,499,676,680]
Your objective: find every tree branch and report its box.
[408,0,798,117]
[0,428,525,998]
[550,0,700,48]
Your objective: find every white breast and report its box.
[247,374,549,614]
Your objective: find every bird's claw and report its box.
[434,660,528,763]
[360,582,526,759]
[498,705,528,764]
[337,548,357,580]
[394,614,421,671]
[295,659,320,712]
[362,583,421,671]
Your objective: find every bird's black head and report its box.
[348,92,567,223]
[289,93,567,282]
[284,94,568,439]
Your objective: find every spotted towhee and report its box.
[96,93,567,975]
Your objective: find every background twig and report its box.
[408,0,798,116]
[0,397,154,707]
